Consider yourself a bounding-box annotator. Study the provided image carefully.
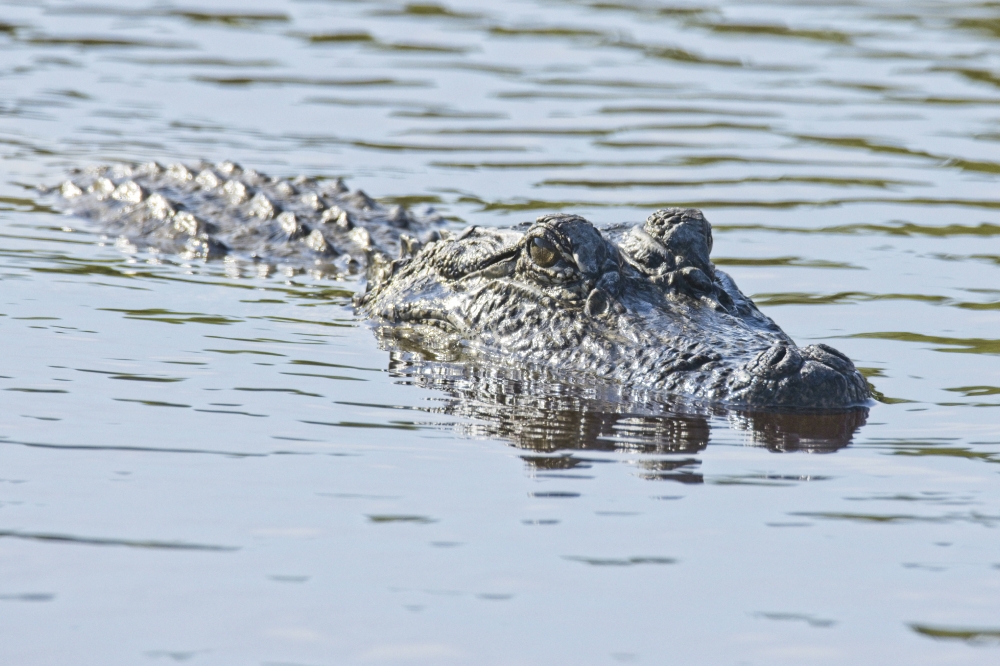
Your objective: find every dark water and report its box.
[2,1,999,663]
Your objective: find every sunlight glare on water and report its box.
[1,1,999,664]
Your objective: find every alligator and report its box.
[48,161,872,411]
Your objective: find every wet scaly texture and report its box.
[358,209,870,408]
[50,161,445,276]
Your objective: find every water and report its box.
[1,0,999,663]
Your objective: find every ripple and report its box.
[233,387,323,398]
[115,398,191,408]
[754,612,836,628]
[849,332,1000,355]
[0,593,55,602]
[714,221,1000,237]
[99,308,242,325]
[0,529,238,551]
[0,438,265,457]
[374,3,484,20]
[168,11,289,26]
[462,196,1000,213]
[537,176,916,189]
[193,408,267,417]
[488,26,606,38]
[954,17,1000,39]
[696,22,854,44]
[300,420,420,430]
[194,76,430,88]
[120,56,282,68]
[910,624,1000,644]
[304,32,470,53]
[752,292,945,306]
[609,39,745,67]
[790,511,1000,526]
[4,387,68,393]
[563,556,677,566]
[23,35,191,49]
[304,31,374,43]
[351,139,525,152]
[937,67,1000,90]
[281,372,365,382]
[367,515,436,524]
[873,444,999,463]
[713,257,862,269]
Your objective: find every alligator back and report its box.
[48,161,445,276]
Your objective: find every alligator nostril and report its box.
[801,343,856,374]
[771,346,786,364]
[585,288,609,317]
[746,343,804,379]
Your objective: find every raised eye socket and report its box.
[529,236,559,268]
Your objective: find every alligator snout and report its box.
[733,342,870,409]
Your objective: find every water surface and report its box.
[1,1,999,664]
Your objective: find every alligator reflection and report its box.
[386,351,868,483]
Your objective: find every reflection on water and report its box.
[385,350,867,462]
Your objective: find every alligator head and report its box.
[355,208,871,410]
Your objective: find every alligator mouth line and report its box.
[373,302,464,333]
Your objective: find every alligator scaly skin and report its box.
[50,160,445,277]
[50,161,871,410]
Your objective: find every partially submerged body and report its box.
[52,161,445,276]
[50,161,871,411]
[357,210,870,409]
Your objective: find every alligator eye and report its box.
[529,237,559,268]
